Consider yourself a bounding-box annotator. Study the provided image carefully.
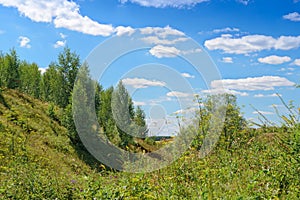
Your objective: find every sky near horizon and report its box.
[0,0,300,134]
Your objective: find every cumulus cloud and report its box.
[122,78,166,88]
[18,36,31,48]
[149,45,180,58]
[210,76,295,91]
[140,26,185,38]
[0,0,114,36]
[213,27,240,34]
[181,72,195,78]
[133,101,146,106]
[292,59,300,66]
[53,32,67,48]
[221,57,233,63]
[139,26,198,57]
[254,93,281,98]
[141,36,188,45]
[258,55,291,65]
[119,0,209,8]
[53,40,66,48]
[204,34,300,54]
[283,12,300,22]
[201,88,249,96]
[60,33,67,39]
[166,91,192,98]
[148,45,200,58]
[115,26,135,36]
[181,48,202,55]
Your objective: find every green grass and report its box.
[0,89,299,199]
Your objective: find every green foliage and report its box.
[144,136,156,146]
[0,49,20,89]
[112,81,135,147]
[133,106,148,138]
[19,61,41,98]
[1,48,300,199]
[39,47,80,108]
[40,64,65,106]
[56,47,80,108]
[1,88,300,199]
[191,94,246,150]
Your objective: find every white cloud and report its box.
[120,0,209,8]
[149,45,180,58]
[204,34,300,54]
[139,26,196,57]
[140,26,185,38]
[253,111,274,115]
[122,78,166,88]
[133,101,146,106]
[148,45,200,58]
[38,67,47,74]
[141,36,188,45]
[174,107,198,115]
[254,93,281,98]
[292,59,300,66]
[0,29,4,34]
[148,96,173,105]
[201,88,249,96]
[221,57,233,63]
[283,12,300,22]
[18,36,31,48]
[53,40,66,48]
[213,27,240,34]
[210,76,295,91]
[115,26,135,36]
[166,91,192,98]
[258,55,291,65]
[275,36,300,50]
[0,0,114,36]
[181,72,195,78]
[181,48,202,55]
[60,33,67,39]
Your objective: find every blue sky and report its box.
[0,0,300,134]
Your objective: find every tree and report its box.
[57,47,80,107]
[71,62,94,145]
[98,86,114,129]
[40,64,65,106]
[0,51,4,87]
[111,81,135,147]
[133,106,148,138]
[221,94,246,148]
[94,82,103,115]
[0,49,20,89]
[19,61,41,98]
[191,94,246,150]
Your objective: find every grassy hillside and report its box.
[0,89,102,198]
[0,89,299,199]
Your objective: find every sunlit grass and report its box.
[0,89,299,199]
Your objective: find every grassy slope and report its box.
[0,89,100,198]
[0,89,299,199]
